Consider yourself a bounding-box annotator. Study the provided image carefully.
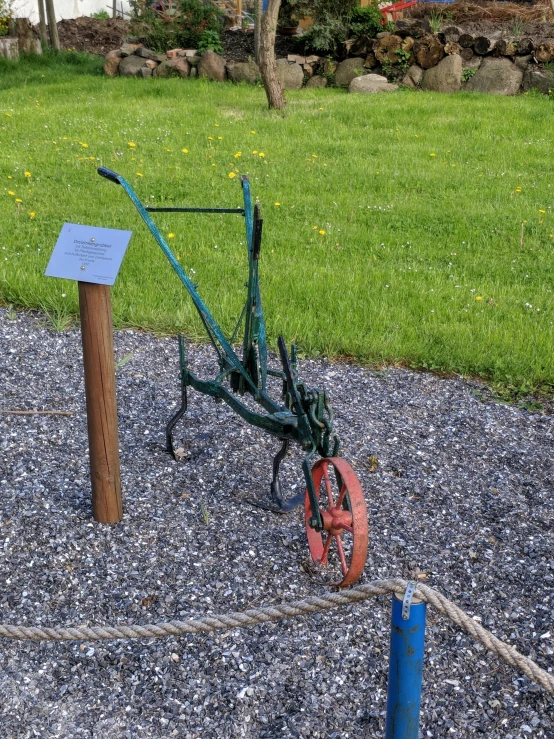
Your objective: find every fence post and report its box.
[385,586,426,739]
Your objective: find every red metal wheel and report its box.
[305,457,368,587]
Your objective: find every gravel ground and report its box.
[0,307,553,739]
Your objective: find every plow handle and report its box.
[97,167,121,184]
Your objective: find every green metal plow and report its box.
[98,168,369,587]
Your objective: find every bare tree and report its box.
[259,0,286,110]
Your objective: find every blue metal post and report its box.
[385,592,427,739]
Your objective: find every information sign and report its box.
[45,223,132,285]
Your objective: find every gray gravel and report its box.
[0,307,553,739]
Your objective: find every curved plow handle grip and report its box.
[97,167,121,184]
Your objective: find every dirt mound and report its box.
[57,17,129,56]
[410,0,554,26]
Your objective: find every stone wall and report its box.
[104,22,554,96]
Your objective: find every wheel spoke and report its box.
[336,482,348,509]
[322,464,335,508]
[338,522,353,534]
[320,532,333,564]
[335,536,348,576]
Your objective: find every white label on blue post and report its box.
[45,223,132,286]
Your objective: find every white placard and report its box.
[45,223,132,285]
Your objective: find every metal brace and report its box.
[402,580,418,620]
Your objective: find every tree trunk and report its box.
[473,36,493,55]
[254,0,263,64]
[0,37,19,60]
[37,0,49,48]
[535,40,554,63]
[259,0,286,110]
[15,18,36,53]
[460,47,473,61]
[444,42,462,56]
[516,38,534,55]
[44,0,60,50]
[495,38,517,56]
[458,33,474,48]
[414,35,444,69]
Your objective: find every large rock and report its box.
[349,74,398,94]
[119,55,150,77]
[104,49,122,77]
[119,42,140,57]
[197,49,227,82]
[465,57,523,95]
[276,59,304,89]
[135,46,159,61]
[306,74,327,88]
[514,54,532,71]
[402,64,423,87]
[334,57,367,87]
[421,54,462,93]
[226,59,260,84]
[155,58,190,78]
[522,66,554,94]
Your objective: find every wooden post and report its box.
[38,0,50,48]
[78,282,123,524]
[44,0,60,50]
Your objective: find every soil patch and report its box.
[57,17,129,56]
[55,17,300,60]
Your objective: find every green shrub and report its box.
[349,3,383,39]
[0,0,13,37]
[91,10,110,19]
[129,0,224,53]
[198,28,223,55]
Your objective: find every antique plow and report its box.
[98,167,369,586]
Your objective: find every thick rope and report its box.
[0,578,552,697]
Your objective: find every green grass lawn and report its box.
[1,52,553,394]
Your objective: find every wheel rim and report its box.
[305,457,369,587]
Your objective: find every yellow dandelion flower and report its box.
[214,124,219,127]
[15,198,22,203]
[319,107,323,110]
[234,152,242,158]
[8,191,14,196]
[228,172,236,179]
[168,233,175,239]
[539,209,546,213]
[274,202,280,206]
[208,136,214,140]
[430,153,436,157]
[217,136,223,140]
[7,176,12,179]
[251,130,256,134]
[29,212,35,218]
[80,142,88,148]
[319,230,326,235]
[252,150,258,155]
[312,154,317,158]
[476,296,483,301]
[212,163,216,167]
[515,187,521,192]
[5,113,11,117]
[128,142,136,147]
[313,226,318,230]
[259,152,265,157]
[136,172,143,177]
[165,147,171,152]
[24,171,31,177]
[182,148,189,153]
